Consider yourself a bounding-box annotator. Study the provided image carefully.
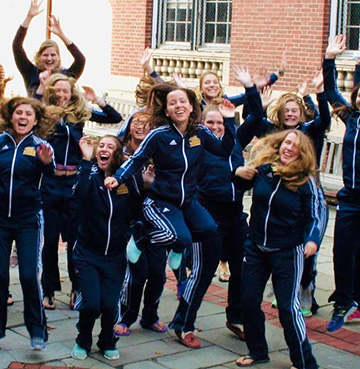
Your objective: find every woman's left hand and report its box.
[37,144,53,165]
[304,241,318,258]
[219,98,235,118]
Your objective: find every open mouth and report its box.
[18,122,27,128]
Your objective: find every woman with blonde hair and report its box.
[234,130,319,368]
[13,0,86,97]
[40,73,121,311]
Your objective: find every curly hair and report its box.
[95,135,123,175]
[43,73,91,124]
[267,92,315,131]
[0,96,55,139]
[33,40,61,72]
[248,130,317,191]
[196,71,224,103]
[146,84,202,136]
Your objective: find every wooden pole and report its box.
[46,0,52,39]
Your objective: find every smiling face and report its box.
[284,100,302,128]
[201,73,221,102]
[165,90,193,127]
[11,104,37,142]
[129,116,150,143]
[96,136,119,172]
[279,132,300,165]
[203,110,224,138]
[40,46,60,71]
[53,80,72,106]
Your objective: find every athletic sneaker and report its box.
[347,308,360,321]
[301,308,313,317]
[327,301,358,332]
[103,348,120,360]
[30,337,46,351]
[71,344,87,360]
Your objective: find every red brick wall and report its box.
[109,0,153,77]
[230,0,331,90]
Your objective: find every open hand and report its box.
[79,136,94,160]
[37,143,53,164]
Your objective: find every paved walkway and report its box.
[1,199,359,369]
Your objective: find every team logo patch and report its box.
[169,139,177,146]
[189,135,201,147]
[23,146,36,157]
[116,184,129,195]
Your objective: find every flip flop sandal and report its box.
[114,323,131,337]
[144,320,167,333]
[236,355,270,367]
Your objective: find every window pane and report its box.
[217,3,228,22]
[347,3,360,26]
[215,24,227,43]
[167,8,176,21]
[348,27,360,50]
[166,23,175,41]
[206,3,216,22]
[176,23,186,41]
[205,24,215,43]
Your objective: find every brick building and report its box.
[107,0,359,98]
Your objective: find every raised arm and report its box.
[323,35,350,112]
[49,15,86,79]
[202,99,236,157]
[105,130,158,189]
[83,86,122,124]
[73,136,94,199]
[12,0,43,84]
[233,66,264,148]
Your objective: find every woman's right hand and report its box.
[79,136,94,160]
[235,166,258,180]
[27,0,44,19]
[325,34,347,59]
[104,177,119,190]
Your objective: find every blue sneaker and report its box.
[126,236,142,264]
[71,344,87,360]
[327,301,358,332]
[30,336,46,351]
[103,348,120,360]
[168,250,182,270]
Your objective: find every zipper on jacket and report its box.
[228,155,235,201]
[61,118,70,166]
[263,178,282,247]
[104,189,113,255]
[352,117,360,189]
[6,132,32,217]
[173,124,188,207]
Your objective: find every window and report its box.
[336,0,360,51]
[155,0,232,49]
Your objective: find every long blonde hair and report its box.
[249,130,317,191]
[43,73,91,124]
[196,71,224,103]
[267,92,315,131]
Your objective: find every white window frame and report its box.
[152,0,232,50]
[330,0,360,57]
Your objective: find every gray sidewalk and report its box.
[1,200,360,369]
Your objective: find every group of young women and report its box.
[1,1,360,367]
